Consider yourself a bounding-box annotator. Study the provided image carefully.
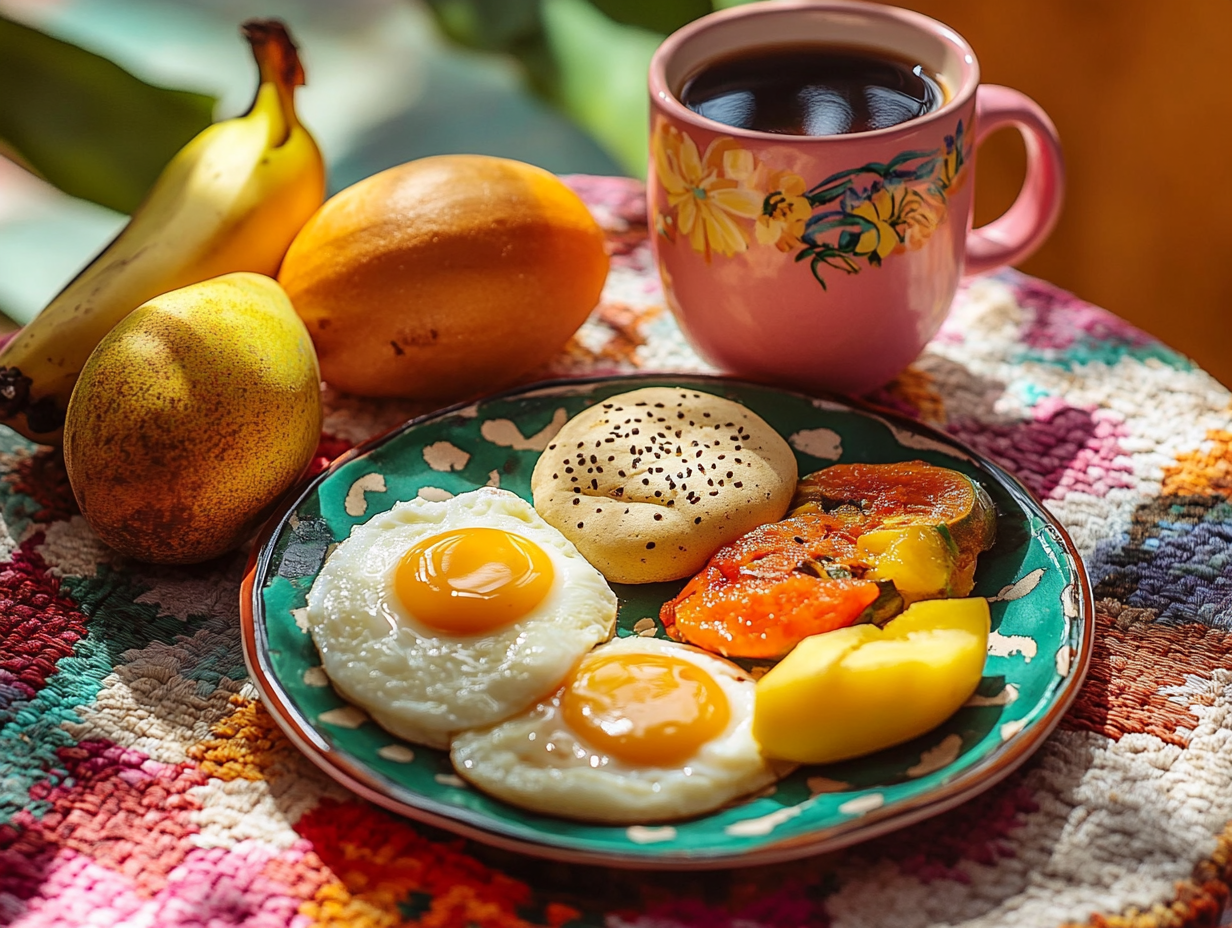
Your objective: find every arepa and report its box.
[531,387,797,583]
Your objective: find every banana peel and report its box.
[0,19,325,444]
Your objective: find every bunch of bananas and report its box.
[0,19,325,443]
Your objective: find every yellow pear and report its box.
[63,272,322,564]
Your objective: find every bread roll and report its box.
[531,387,797,583]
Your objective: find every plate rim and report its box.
[239,372,1095,869]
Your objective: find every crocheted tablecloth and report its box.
[3,176,1232,928]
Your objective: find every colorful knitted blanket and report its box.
[3,176,1232,928]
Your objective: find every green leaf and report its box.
[423,0,557,95]
[424,0,543,51]
[808,255,829,289]
[837,228,862,252]
[588,0,711,35]
[421,0,751,177]
[804,214,861,237]
[541,0,662,177]
[0,14,215,214]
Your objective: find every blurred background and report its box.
[1,0,1229,385]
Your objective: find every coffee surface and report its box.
[681,43,943,136]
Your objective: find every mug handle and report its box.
[964,84,1065,276]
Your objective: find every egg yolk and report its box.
[395,528,554,635]
[561,652,731,767]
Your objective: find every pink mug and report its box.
[648,0,1064,395]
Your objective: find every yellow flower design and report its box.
[847,184,905,263]
[653,123,763,259]
[652,119,968,288]
[900,188,944,250]
[755,174,810,252]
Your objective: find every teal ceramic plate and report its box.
[241,374,1093,868]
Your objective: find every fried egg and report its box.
[450,635,784,822]
[306,487,617,749]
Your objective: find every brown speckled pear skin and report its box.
[63,272,323,565]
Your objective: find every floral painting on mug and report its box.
[652,119,971,288]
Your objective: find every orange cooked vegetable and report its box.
[661,513,880,659]
[790,461,996,596]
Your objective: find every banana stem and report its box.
[242,19,305,136]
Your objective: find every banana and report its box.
[0,19,325,444]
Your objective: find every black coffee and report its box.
[681,44,944,136]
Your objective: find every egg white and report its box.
[306,487,618,749]
[450,635,785,823]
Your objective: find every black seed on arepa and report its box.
[646,542,655,549]
[694,517,702,524]
[654,513,663,521]
[573,498,580,506]
[577,522,584,528]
